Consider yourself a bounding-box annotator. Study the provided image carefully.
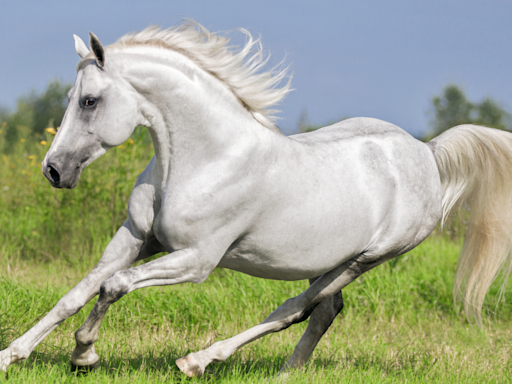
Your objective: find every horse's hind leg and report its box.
[282,280,344,372]
[176,258,374,378]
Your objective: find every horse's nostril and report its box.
[47,165,60,185]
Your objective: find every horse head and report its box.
[42,33,143,188]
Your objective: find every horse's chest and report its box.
[152,190,236,252]
[128,181,161,239]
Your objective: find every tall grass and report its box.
[1,237,511,382]
[0,126,511,382]
[0,126,153,264]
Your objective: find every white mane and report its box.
[82,20,292,131]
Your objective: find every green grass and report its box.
[1,237,511,383]
[0,125,154,264]
[0,128,511,382]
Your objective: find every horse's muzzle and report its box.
[42,161,81,189]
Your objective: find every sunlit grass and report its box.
[1,237,511,383]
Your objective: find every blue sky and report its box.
[1,0,511,136]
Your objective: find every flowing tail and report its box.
[429,124,512,324]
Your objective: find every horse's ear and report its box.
[74,34,89,59]
[89,32,105,68]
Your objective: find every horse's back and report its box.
[290,117,417,147]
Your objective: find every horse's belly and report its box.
[217,200,376,280]
[218,241,358,280]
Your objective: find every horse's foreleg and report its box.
[281,281,344,372]
[176,258,372,378]
[0,222,143,373]
[72,247,216,368]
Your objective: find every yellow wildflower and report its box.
[40,140,47,146]
[56,126,60,131]
[28,155,36,160]
[45,127,57,135]
[127,138,134,145]
[20,138,25,143]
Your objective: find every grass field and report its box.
[0,129,511,383]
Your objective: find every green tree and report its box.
[0,107,8,123]
[430,85,473,136]
[474,97,510,130]
[1,79,71,152]
[4,100,34,152]
[27,79,71,135]
[426,84,511,140]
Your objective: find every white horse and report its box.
[2,21,512,377]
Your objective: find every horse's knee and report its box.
[99,271,131,303]
[54,297,85,319]
[278,301,319,330]
[292,303,319,325]
[306,291,344,331]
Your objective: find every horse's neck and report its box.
[124,50,275,183]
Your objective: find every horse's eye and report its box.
[84,98,96,107]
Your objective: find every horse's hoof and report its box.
[70,360,99,375]
[70,344,99,374]
[176,354,204,377]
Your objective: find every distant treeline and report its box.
[0,80,70,153]
[1,80,510,148]
[423,84,511,141]
[296,84,512,140]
